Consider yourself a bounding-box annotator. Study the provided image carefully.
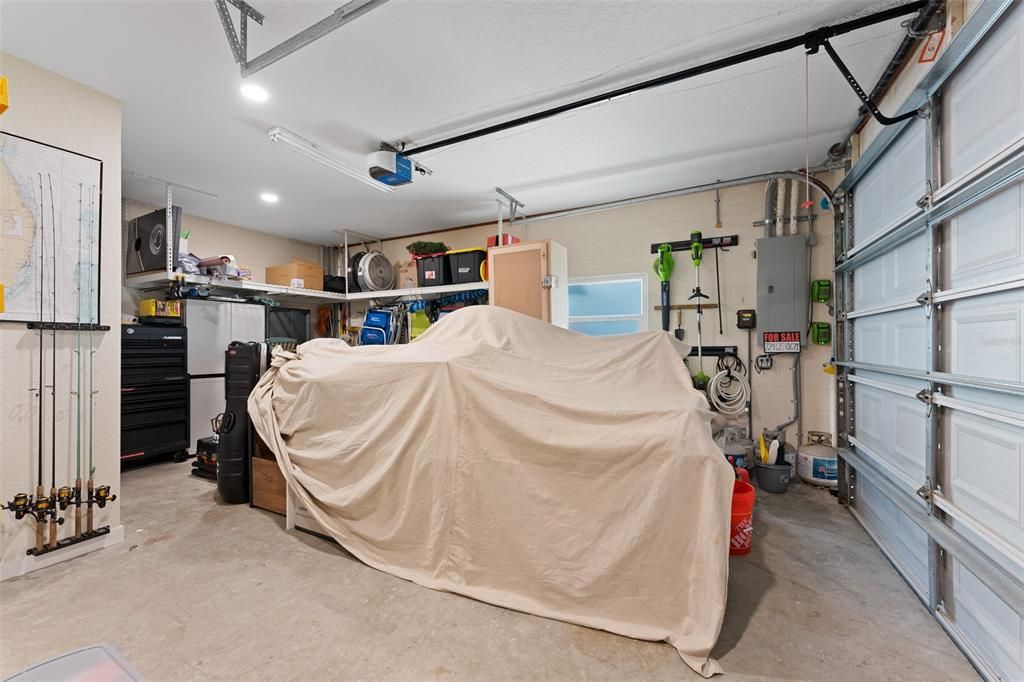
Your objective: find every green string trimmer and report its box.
[688,230,710,390]
[653,244,675,332]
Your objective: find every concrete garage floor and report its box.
[1,461,977,681]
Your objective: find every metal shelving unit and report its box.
[125,272,489,304]
[345,281,489,302]
[124,272,347,304]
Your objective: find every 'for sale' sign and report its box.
[763,331,801,353]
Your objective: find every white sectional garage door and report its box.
[835,4,1024,680]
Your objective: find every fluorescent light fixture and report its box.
[260,192,279,203]
[240,84,269,102]
[268,126,394,193]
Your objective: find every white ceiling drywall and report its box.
[2,1,912,242]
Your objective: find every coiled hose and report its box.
[707,354,751,416]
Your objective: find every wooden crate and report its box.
[251,452,286,516]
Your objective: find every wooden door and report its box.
[488,241,549,322]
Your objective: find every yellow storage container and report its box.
[139,298,181,318]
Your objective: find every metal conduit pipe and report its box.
[763,179,778,238]
[519,170,834,227]
[774,353,802,436]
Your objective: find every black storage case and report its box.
[447,250,486,284]
[217,341,263,503]
[416,254,450,287]
[120,325,189,462]
[323,274,346,293]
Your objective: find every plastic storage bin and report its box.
[416,253,450,287]
[446,248,487,284]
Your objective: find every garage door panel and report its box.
[854,386,886,447]
[853,256,887,309]
[946,291,1024,382]
[944,3,1024,182]
[852,233,929,310]
[893,316,927,370]
[853,308,928,369]
[892,233,930,298]
[853,385,926,487]
[853,120,927,247]
[856,474,930,595]
[947,182,1024,290]
[945,410,1024,553]
[947,558,1024,682]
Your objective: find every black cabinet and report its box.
[121,325,189,462]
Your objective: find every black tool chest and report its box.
[121,325,189,462]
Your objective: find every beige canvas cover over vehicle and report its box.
[249,305,733,676]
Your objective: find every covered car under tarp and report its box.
[249,305,733,676]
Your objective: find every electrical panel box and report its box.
[755,234,808,347]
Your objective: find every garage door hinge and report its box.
[916,279,934,318]
[914,388,933,405]
[916,482,932,502]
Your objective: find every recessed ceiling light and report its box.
[240,84,269,102]
[260,192,279,203]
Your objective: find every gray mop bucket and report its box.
[755,462,792,493]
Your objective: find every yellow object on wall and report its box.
[0,283,5,312]
[0,76,8,115]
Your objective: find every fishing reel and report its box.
[2,493,61,523]
[57,486,74,510]
[91,485,116,508]
[2,493,31,519]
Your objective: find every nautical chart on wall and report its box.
[0,132,102,324]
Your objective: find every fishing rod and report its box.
[47,174,62,550]
[84,184,115,533]
[3,175,56,554]
[73,183,84,538]
[86,184,96,534]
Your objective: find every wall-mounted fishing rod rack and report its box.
[25,322,110,331]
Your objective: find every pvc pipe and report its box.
[776,180,786,236]
[789,176,799,234]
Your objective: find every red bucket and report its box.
[730,479,755,556]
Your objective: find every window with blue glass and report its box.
[568,274,647,336]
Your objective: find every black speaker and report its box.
[126,206,182,275]
[216,341,263,504]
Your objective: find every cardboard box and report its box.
[395,260,417,290]
[265,259,324,290]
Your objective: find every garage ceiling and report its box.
[2,1,913,242]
